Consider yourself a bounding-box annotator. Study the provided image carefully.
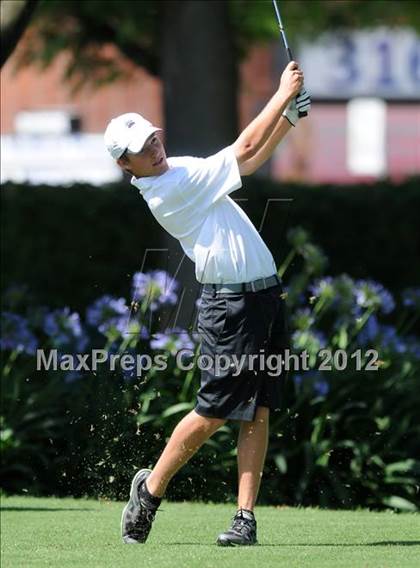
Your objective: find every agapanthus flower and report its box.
[150,327,194,355]
[132,270,179,311]
[291,328,327,351]
[86,295,129,335]
[1,312,38,355]
[379,325,406,354]
[309,275,358,316]
[293,374,304,387]
[357,319,419,358]
[308,276,334,299]
[292,370,329,396]
[292,308,315,331]
[402,288,420,310]
[43,307,87,350]
[357,314,380,346]
[354,280,395,314]
[326,275,359,318]
[314,379,330,397]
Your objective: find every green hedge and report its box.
[1,178,419,310]
[1,183,161,310]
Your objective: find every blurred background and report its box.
[1,1,419,511]
[2,0,419,184]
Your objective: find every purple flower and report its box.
[333,275,359,314]
[354,280,395,314]
[293,373,304,387]
[295,292,306,306]
[402,288,420,310]
[313,330,328,348]
[379,325,406,353]
[116,348,138,381]
[135,322,151,340]
[63,370,83,383]
[314,379,330,397]
[150,333,171,350]
[43,308,87,350]
[357,319,419,358]
[309,277,334,298]
[310,275,358,316]
[132,270,179,312]
[292,308,315,330]
[150,327,194,355]
[350,304,363,319]
[86,295,129,335]
[292,370,329,396]
[292,328,326,352]
[382,329,420,359]
[0,312,38,355]
[357,314,380,346]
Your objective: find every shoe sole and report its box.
[121,468,152,544]
[216,536,258,547]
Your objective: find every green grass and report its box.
[1,496,419,567]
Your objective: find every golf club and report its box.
[272,0,307,118]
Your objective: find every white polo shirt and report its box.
[131,145,277,284]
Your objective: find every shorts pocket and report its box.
[198,295,229,345]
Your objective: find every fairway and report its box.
[1,497,419,567]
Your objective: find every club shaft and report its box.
[272,0,307,118]
[272,0,293,60]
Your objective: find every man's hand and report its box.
[282,87,312,127]
[278,61,304,101]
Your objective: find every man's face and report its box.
[117,132,169,178]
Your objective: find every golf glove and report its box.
[282,87,311,126]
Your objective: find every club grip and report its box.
[288,47,307,118]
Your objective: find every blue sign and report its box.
[298,28,420,99]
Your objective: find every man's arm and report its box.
[232,61,303,176]
[238,116,292,176]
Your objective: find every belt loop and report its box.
[212,283,217,297]
[242,282,246,293]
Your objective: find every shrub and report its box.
[1,231,419,510]
[2,178,420,310]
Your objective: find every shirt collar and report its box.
[130,160,175,193]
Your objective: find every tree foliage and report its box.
[1,0,39,67]
[12,0,420,90]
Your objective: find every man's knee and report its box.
[192,409,226,430]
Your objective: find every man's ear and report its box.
[117,156,130,173]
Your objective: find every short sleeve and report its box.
[176,145,242,207]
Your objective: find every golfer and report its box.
[104,61,310,546]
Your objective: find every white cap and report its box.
[104,112,162,160]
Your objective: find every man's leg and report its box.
[237,405,270,510]
[146,409,226,497]
[215,405,268,546]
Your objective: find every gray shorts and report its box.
[195,281,290,422]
